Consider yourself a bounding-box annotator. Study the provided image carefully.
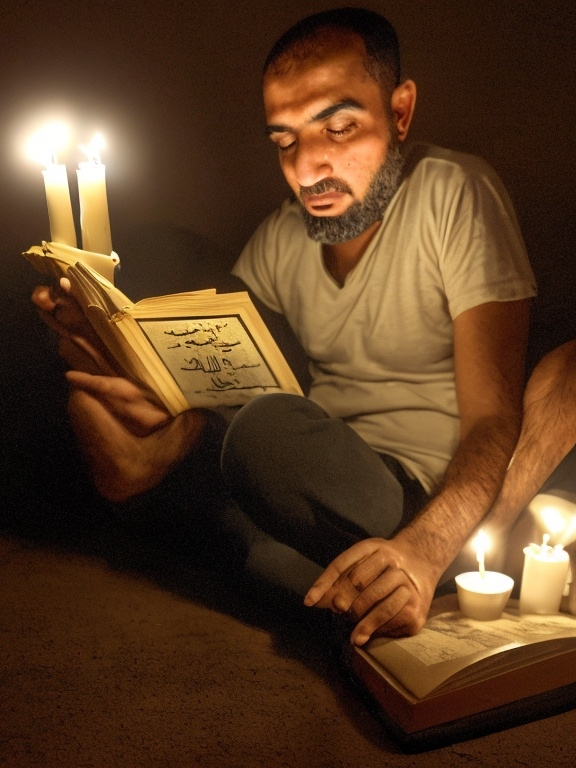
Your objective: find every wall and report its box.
[0,1,574,525]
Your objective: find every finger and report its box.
[68,333,118,376]
[315,551,395,613]
[49,276,72,302]
[350,584,417,645]
[39,306,74,338]
[31,285,56,311]
[65,371,166,419]
[303,539,381,606]
[313,567,363,612]
[65,370,134,397]
[345,561,404,620]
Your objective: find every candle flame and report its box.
[473,529,490,578]
[528,494,576,547]
[79,133,106,165]
[26,122,69,166]
[541,505,567,537]
[473,529,490,557]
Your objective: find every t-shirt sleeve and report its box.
[232,206,286,314]
[439,163,537,319]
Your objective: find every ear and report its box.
[390,79,417,141]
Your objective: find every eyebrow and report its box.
[266,99,364,136]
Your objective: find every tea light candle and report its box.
[520,534,570,615]
[77,133,112,255]
[455,530,514,620]
[455,571,514,621]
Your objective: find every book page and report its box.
[134,313,290,408]
[396,610,576,666]
[365,604,576,700]
[24,242,119,284]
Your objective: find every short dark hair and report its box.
[264,7,401,97]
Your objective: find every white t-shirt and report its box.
[232,144,537,493]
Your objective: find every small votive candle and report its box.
[455,571,514,621]
[520,535,570,615]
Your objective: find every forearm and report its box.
[68,388,208,502]
[395,413,521,580]
[485,340,576,536]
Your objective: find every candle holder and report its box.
[455,571,514,621]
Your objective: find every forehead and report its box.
[263,32,383,122]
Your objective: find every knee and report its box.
[222,393,320,462]
[221,393,328,486]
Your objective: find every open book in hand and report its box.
[24,241,303,416]
[350,593,576,750]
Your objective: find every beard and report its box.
[298,143,404,244]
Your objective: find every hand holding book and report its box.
[32,280,120,378]
[25,242,303,416]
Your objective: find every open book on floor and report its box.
[23,241,303,416]
[349,593,576,751]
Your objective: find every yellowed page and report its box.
[365,601,576,699]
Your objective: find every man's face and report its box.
[264,33,402,243]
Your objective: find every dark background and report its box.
[1,0,574,539]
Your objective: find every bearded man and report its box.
[35,9,576,642]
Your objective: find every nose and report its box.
[288,135,333,187]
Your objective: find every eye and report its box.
[277,139,296,153]
[269,133,296,153]
[326,122,356,139]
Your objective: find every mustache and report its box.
[299,178,353,197]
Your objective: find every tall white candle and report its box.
[28,123,77,247]
[77,133,112,255]
[42,163,77,247]
[520,534,570,615]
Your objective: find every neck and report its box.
[322,220,381,286]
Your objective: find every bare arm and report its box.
[486,339,576,533]
[304,299,530,643]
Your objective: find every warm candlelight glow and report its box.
[26,122,69,166]
[79,132,105,165]
[541,506,567,538]
[473,529,490,578]
[528,494,576,548]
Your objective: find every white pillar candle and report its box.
[520,535,570,615]
[42,163,77,247]
[77,134,112,256]
[27,123,77,247]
